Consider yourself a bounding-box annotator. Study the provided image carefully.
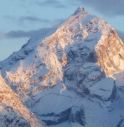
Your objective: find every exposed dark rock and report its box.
[40,107,86,126]
[117,119,124,127]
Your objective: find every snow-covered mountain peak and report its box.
[72,6,87,16]
[0,7,124,127]
[1,7,124,95]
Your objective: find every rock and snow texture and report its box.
[0,7,124,127]
[0,75,45,127]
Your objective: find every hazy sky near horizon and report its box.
[0,0,124,60]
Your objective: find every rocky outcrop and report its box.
[0,106,30,127]
[96,29,124,76]
[0,75,45,127]
[40,106,85,126]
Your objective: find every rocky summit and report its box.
[0,7,124,127]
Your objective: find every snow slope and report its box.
[0,7,124,127]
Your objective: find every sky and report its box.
[0,0,124,61]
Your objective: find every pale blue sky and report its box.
[0,0,124,61]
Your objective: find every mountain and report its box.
[118,31,124,41]
[0,7,124,127]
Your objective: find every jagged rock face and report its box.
[40,106,85,126]
[96,30,124,76]
[0,106,30,127]
[0,75,45,127]
[0,7,124,127]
